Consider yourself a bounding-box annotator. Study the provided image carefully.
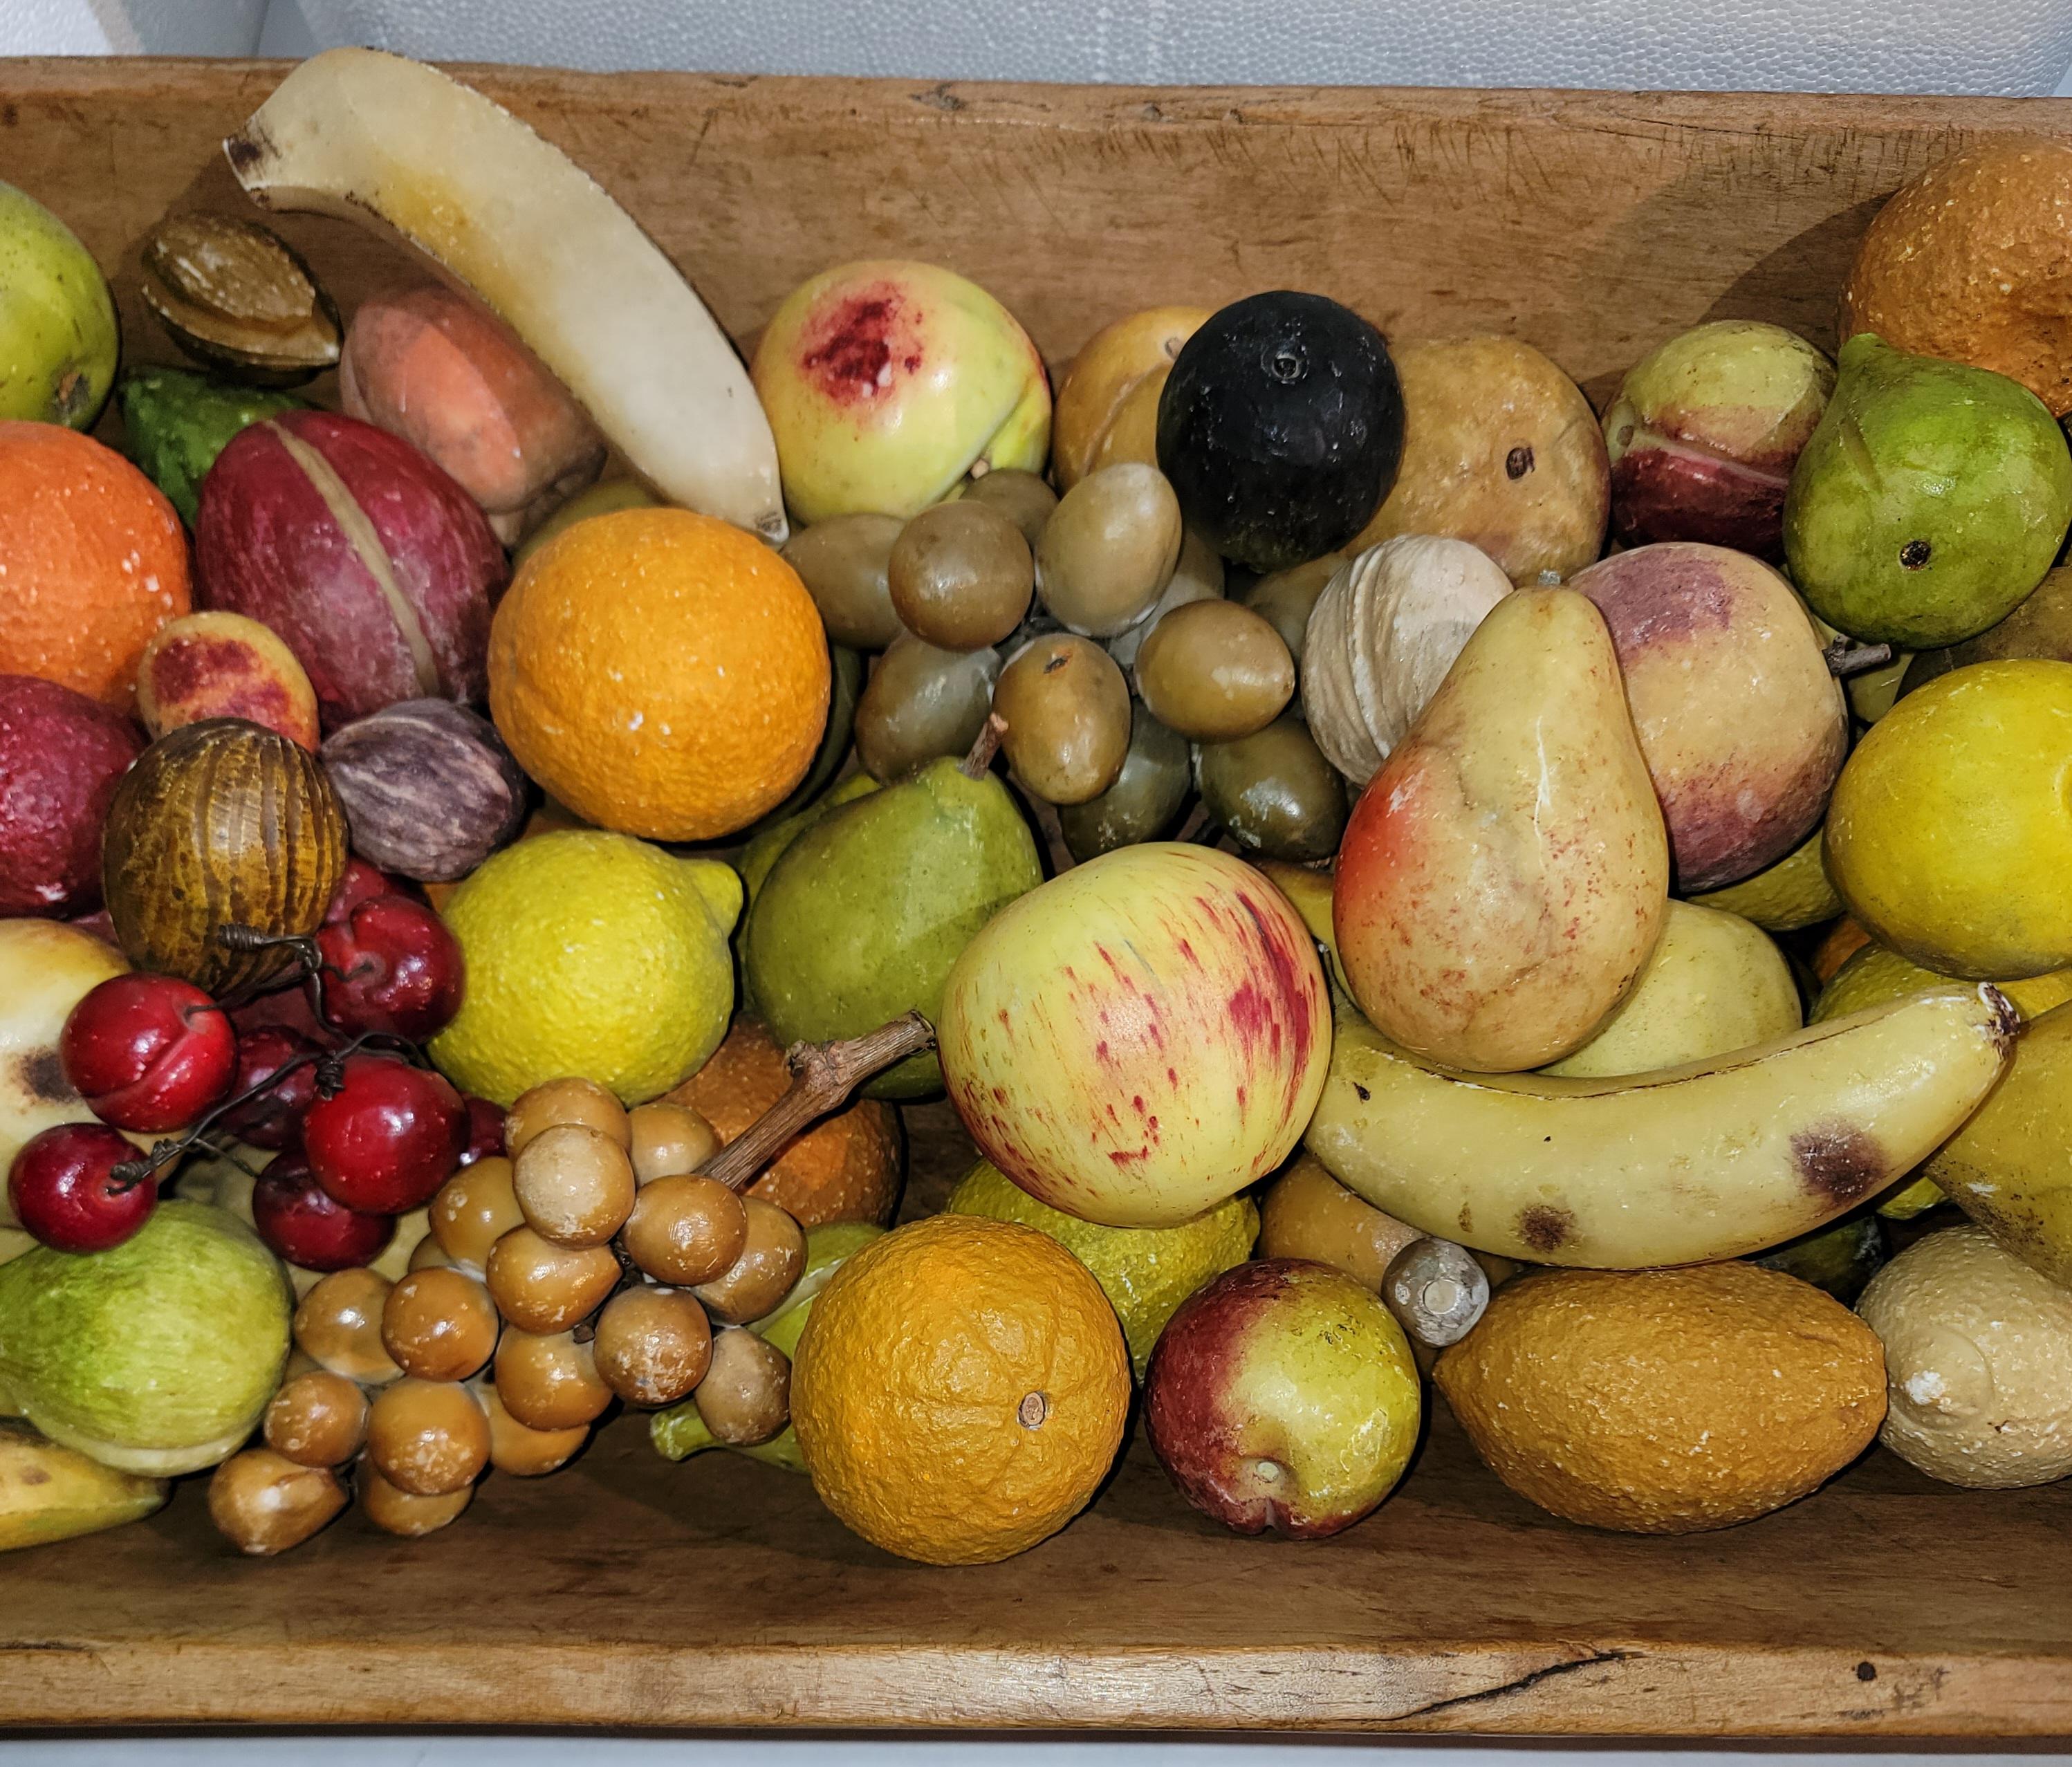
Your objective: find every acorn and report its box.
[102,719,347,994]
[321,700,529,882]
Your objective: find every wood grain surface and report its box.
[1,56,2071,1737]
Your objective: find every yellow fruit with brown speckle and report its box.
[1436,1262,1885,1533]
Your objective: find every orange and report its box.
[488,508,829,842]
[0,421,189,707]
[790,1214,1129,1564]
[667,1017,901,1228]
[1813,914,1871,983]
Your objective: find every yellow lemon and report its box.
[430,830,739,1106]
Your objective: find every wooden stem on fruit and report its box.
[1822,638,1896,679]
[960,712,1007,780]
[697,1012,936,1194]
[1383,1236,1490,1349]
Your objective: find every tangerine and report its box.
[488,508,830,842]
[790,1214,1129,1564]
[0,422,189,707]
[668,1017,901,1228]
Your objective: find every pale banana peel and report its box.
[225,48,786,542]
[0,1421,165,1552]
[1306,986,2015,1268]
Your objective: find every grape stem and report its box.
[697,1012,936,1193]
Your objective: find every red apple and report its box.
[193,410,507,730]
[0,674,144,916]
[1143,1259,1421,1539]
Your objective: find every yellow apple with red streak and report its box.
[751,259,1051,525]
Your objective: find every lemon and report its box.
[430,830,740,1107]
[1813,943,2072,1220]
[946,1158,1257,1378]
[1685,826,1842,932]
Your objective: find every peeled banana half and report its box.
[1306,986,2016,1268]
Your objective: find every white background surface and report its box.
[3,2,2072,1763]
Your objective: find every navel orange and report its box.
[667,1016,901,1228]
[488,508,830,842]
[0,421,190,707]
[790,1214,1129,1564]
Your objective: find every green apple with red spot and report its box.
[936,844,1330,1229]
[750,259,1051,525]
[1144,1258,1421,1537]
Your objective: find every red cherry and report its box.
[59,974,237,1134]
[302,1053,467,1214]
[458,1095,506,1167]
[217,1025,323,1152]
[252,1152,394,1271]
[324,857,418,926]
[8,1122,156,1253]
[315,896,465,1042]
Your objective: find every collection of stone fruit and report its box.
[0,49,2070,1568]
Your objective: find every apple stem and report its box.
[1822,638,1896,680]
[697,1012,936,1194]
[960,713,1007,780]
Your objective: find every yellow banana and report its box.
[1306,986,2015,1268]
[228,50,787,542]
[0,1421,165,1552]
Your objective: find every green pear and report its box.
[742,757,1041,1097]
[0,1202,291,1475]
[1784,335,2072,649]
[1902,563,2072,698]
[0,181,119,429]
[736,768,879,906]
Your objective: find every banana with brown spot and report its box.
[1305,985,2016,1268]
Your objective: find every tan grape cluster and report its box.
[207,1077,806,1554]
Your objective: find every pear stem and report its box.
[1823,638,1896,680]
[960,713,1007,779]
[696,1012,936,1193]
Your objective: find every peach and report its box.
[1052,306,1210,489]
[136,611,322,750]
[1570,543,1847,893]
[341,284,605,542]
[750,260,1051,524]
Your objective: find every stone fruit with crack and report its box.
[752,259,1051,524]
[938,842,1329,1228]
[227,47,783,541]
[1144,1258,1418,1537]
[196,411,506,730]
[0,676,144,918]
[1602,320,1833,559]
[1569,543,1846,892]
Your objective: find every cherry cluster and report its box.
[7,858,494,1263]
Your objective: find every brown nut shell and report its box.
[142,212,341,385]
[320,700,527,882]
[382,1267,501,1382]
[621,1173,748,1287]
[358,1463,474,1537]
[694,1327,793,1445]
[102,718,348,994]
[591,1284,714,1407]
[364,1377,491,1497]
[263,1369,371,1468]
[293,1268,403,1385]
[429,1156,524,1270]
[479,1380,590,1477]
[505,1077,629,1157]
[493,1327,614,1431]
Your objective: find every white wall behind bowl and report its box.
[0,0,269,55]
[260,0,2072,94]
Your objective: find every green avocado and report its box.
[1784,334,2072,650]
[115,366,309,525]
[742,755,1042,1098]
